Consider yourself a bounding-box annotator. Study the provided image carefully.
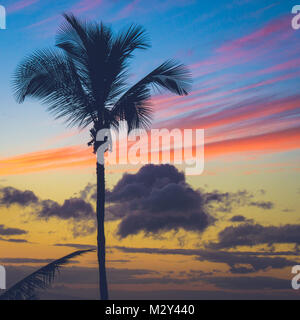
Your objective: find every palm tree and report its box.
[0,249,94,300]
[13,13,192,300]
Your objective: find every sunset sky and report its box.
[1,0,300,299]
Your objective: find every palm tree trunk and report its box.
[96,162,109,300]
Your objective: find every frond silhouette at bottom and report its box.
[0,249,94,300]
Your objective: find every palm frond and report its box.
[57,13,114,110]
[113,24,151,58]
[103,24,150,107]
[12,48,96,128]
[0,249,94,300]
[111,59,192,132]
[13,13,192,142]
[56,15,151,110]
[146,59,192,95]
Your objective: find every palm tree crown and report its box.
[13,13,192,148]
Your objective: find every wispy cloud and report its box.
[7,0,39,13]
[70,0,103,14]
[1,125,300,175]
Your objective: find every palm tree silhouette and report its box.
[13,13,192,300]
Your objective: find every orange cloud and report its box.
[0,146,95,175]
[1,126,300,176]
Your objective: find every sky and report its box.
[1,0,300,299]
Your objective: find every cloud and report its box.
[0,224,27,236]
[37,198,95,220]
[204,190,254,212]
[70,0,103,14]
[0,258,53,264]
[204,190,274,213]
[35,198,96,237]
[0,145,94,176]
[210,224,300,249]
[106,164,214,238]
[195,250,297,274]
[113,246,298,274]
[2,124,300,176]
[0,186,38,207]
[0,185,95,221]
[0,185,96,237]
[249,201,274,210]
[230,215,248,222]
[0,237,29,243]
[71,220,96,238]
[79,183,96,201]
[112,0,194,21]
[203,276,289,291]
[37,266,159,285]
[54,243,97,250]
[7,0,39,13]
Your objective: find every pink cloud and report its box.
[112,0,140,21]
[25,15,58,29]
[155,94,300,134]
[25,0,104,31]
[70,0,103,14]
[217,15,290,53]
[257,58,300,75]
[7,0,39,13]
[190,14,293,78]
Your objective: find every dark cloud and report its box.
[249,201,274,210]
[0,187,38,207]
[204,191,274,212]
[203,276,289,290]
[282,208,294,213]
[104,164,274,238]
[78,183,96,201]
[71,220,97,238]
[37,198,95,220]
[113,246,298,274]
[40,266,159,285]
[107,164,185,202]
[54,243,97,250]
[0,237,29,243]
[106,164,214,238]
[0,224,27,236]
[0,258,54,264]
[204,190,254,212]
[0,185,96,224]
[35,198,96,237]
[0,183,96,221]
[210,224,300,249]
[0,185,97,238]
[230,215,247,222]
[195,250,297,274]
